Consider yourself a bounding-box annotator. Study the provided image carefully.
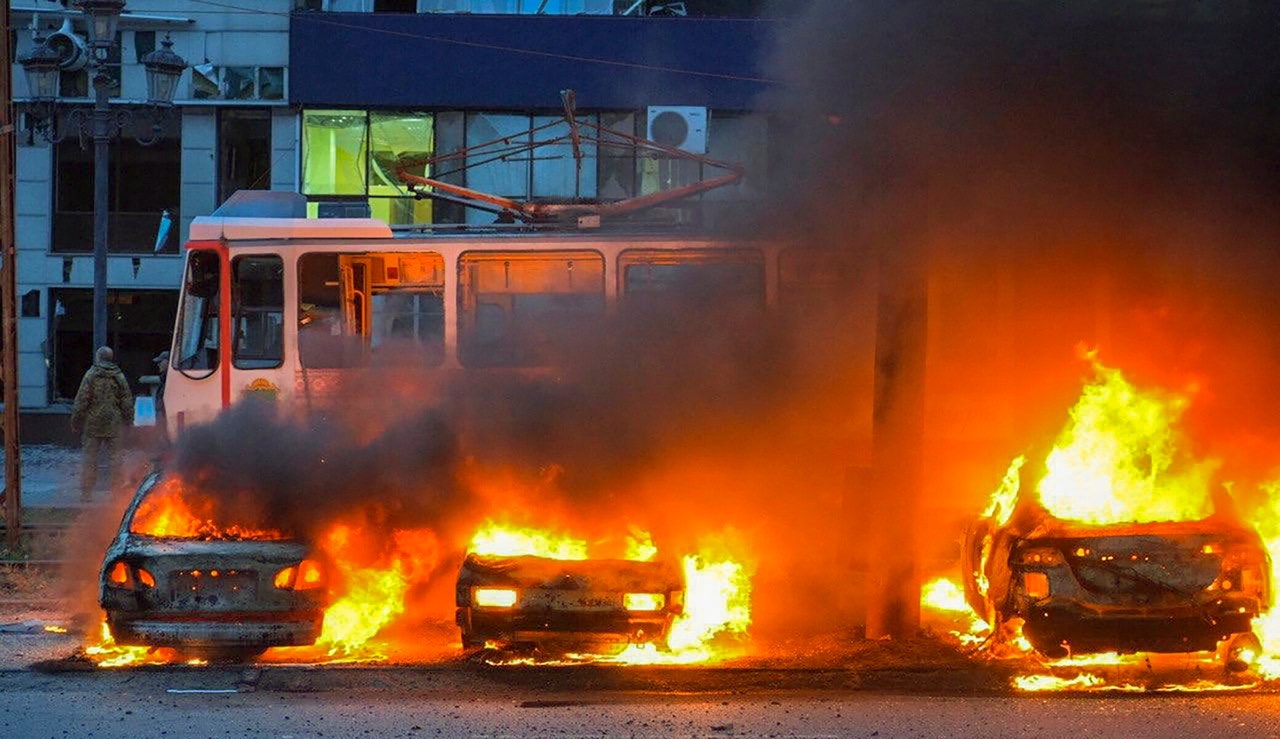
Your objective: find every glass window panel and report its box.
[218,109,272,204]
[531,114,597,199]
[223,67,256,99]
[368,197,432,227]
[298,253,359,368]
[465,112,530,198]
[458,252,604,368]
[259,67,285,100]
[173,251,221,377]
[233,256,284,369]
[133,31,155,63]
[620,250,765,317]
[639,156,701,195]
[303,110,368,195]
[59,70,88,97]
[369,111,433,197]
[705,112,768,201]
[191,63,218,99]
[597,111,636,200]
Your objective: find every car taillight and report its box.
[135,568,156,588]
[274,559,325,591]
[297,559,324,590]
[107,561,131,587]
[106,561,155,589]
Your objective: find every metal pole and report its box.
[1,0,24,549]
[864,243,928,640]
[91,57,110,352]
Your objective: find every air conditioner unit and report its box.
[46,18,88,72]
[646,106,708,154]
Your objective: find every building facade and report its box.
[11,0,776,430]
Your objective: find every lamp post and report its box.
[18,1,186,351]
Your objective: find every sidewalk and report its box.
[0,444,152,508]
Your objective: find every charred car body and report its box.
[456,553,684,654]
[100,473,327,658]
[963,490,1270,664]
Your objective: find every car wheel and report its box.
[1222,632,1262,673]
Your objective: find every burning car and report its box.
[456,552,684,655]
[957,360,1275,670]
[962,487,1270,666]
[99,473,328,660]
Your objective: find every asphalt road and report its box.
[3,666,1279,739]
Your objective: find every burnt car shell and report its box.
[456,553,683,654]
[99,473,326,654]
[964,500,1270,657]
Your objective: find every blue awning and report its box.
[289,12,776,111]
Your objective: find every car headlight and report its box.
[623,593,665,612]
[473,587,519,608]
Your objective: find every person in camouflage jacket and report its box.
[71,346,134,500]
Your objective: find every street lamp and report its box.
[17,5,186,352]
[76,0,126,54]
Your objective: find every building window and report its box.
[49,288,178,403]
[52,108,181,254]
[302,109,434,226]
[458,251,604,368]
[192,64,287,101]
[219,109,273,205]
[233,255,284,369]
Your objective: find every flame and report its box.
[1248,481,1280,679]
[1014,673,1104,691]
[666,552,752,654]
[468,521,588,560]
[1035,363,1214,525]
[983,456,1025,528]
[131,478,286,541]
[625,527,659,562]
[920,576,993,648]
[85,621,179,668]
[309,526,440,659]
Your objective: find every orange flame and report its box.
[131,478,286,541]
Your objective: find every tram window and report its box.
[458,252,604,368]
[298,252,445,368]
[172,250,220,377]
[621,253,765,316]
[232,255,284,369]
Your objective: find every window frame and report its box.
[456,248,606,369]
[231,253,286,371]
[171,249,222,380]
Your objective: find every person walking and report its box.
[71,346,133,501]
